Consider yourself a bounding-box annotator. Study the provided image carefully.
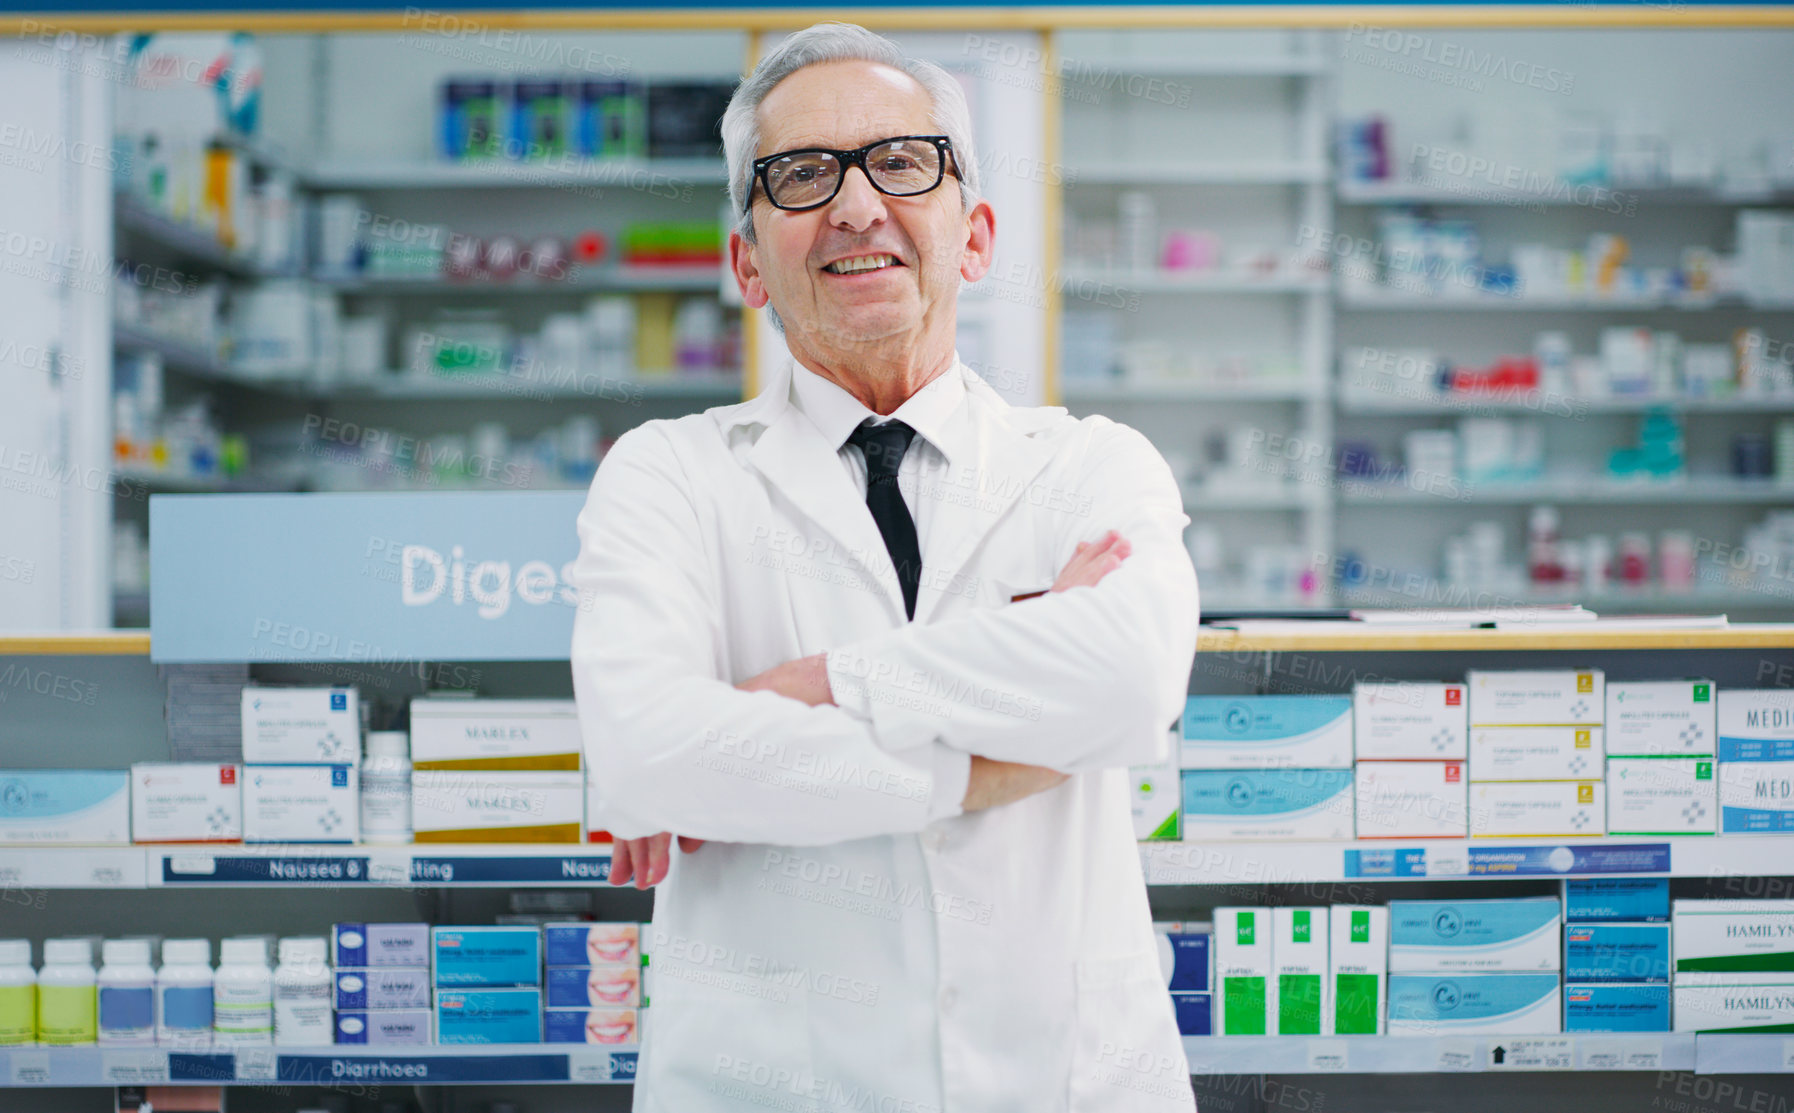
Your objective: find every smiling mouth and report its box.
[823,253,902,275]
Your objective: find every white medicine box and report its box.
[241,686,360,763]
[131,763,243,843]
[1607,680,1715,757]
[1468,670,1603,727]
[1354,761,1467,839]
[1353,681,1467,760]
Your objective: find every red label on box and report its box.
[220,766,237,784]
[1444,763,1462,782]
[1444,687,1462,706]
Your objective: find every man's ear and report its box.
[729,229,770,309]
[959,199,995,283]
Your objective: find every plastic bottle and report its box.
[213,937,272,1046]
[361,730,413,844]
[98,939,157,1045]
[273,937,332,1046]
[37,938,97,1046]
[157,938,214,1049]
[0,939,33,1046]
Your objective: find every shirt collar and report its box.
[789,355,967,466]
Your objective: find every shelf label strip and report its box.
[410,856,611,884]
[275,1053,572,1084]
[163,856,371,884]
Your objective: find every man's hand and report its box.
[608,832,706,889]
[1050,530,1131,593]
[736,652,833,706]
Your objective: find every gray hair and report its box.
[723,21,983,251]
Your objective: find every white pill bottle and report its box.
[214,937,273,1046]
[157,938,215,1048]
[0,939,35,1046]
[38,938,97,1046]
[98,938,157,1045]
[273,936,332,1046]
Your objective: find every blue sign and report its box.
[275,1053,571,1084]
[1344,847,1427,878]
[1466,843,1670,876]
[410,854,613,884]
[150,492,588,662]
[162,856,372,884]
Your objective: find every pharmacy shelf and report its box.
[112,322,229,380]
[1337,390,1794,415]
[1337,477,1794,505]
[0,1044,637,1087]
[1182,1034,1695,1074]
[1066,160,1328,185]
[1059,266,1329,293]
[1339,289,1794,312]
[111,468,289,494]
[0,845,617,889]
[316,264,723,295]
[305,157,728,190]
[319,372,742,402]
[1142,835,1794,886]
[1183,484,1323,510]
[0,631,149,655]
[1193,623,1794,652]
[114,193,295,280]
[1062,379,1321,403]
[1336,179,1794,207]
[1339,585,1794,613]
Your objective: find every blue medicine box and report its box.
[1564,983,1671,1032]
[1157,932,1212,993]
[543,1006,639,1044]
[434,988,542,1044]
[334,968,431,1010]
[545,966,641,1008]
[1565,878,1669,923]
[543,922,640,968]
[1565,923,1670,983]
[333,922,431,968]
[1171,993,1213,1036]
[432,926,542,987]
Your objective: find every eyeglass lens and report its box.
[763,139,943,209]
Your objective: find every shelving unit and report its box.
[0,1044,638,1087]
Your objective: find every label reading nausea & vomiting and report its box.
[163,856,370,884]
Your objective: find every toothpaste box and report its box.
[432,926,543,987]
[1389,897,1562,972]
[545,965,640,1008]
[242,765,358,843]
[240,686,360,764]
[1181,769,1355,842]
[1468,781,1605,838]
[1564,983,1671,1032]
[333,923,431,969]
[0,770,131,844]
[334,1008,432,1045]
[410,770,584,843]
[1672,901,1794,974]
[1387,973,1562,1034]
[130,763,242,843]
[1565,923,1670,983]
[1606,757,1716,835]
[1273,907,1329,1036]
[1353,761,1466,839]
[435,987,541,1044]
[1171,993,1213,1036]
[1180,696,1353,770]
[409,698,582,771]
[1674,975,1794,1032]
[1131,757,1182,841]
[334,968,432,1011]
[1469,727,1604,782]
[544,923,640,968]
[1607,680,1715,757]
[1329,906,1389,1035]
[1352,681,1467,760]
[1215,908,1272,1036]
[1566,878,1669,923]
[1717,690,1794,762]
[1719,762,1794,833]
[1467,670,1603,727]
[543,1006,637,1044]
[1154,929,1212,993]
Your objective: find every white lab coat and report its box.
[570,353,1200,1113]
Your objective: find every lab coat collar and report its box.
[789,358,964,467]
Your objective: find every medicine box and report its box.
[1565,923,1670,983]
[1564,983,1671,1032]
[1719,762,1794,833]
[0,770,131,844]
[1469,727,1604,782]
[1214,908,1272,1036]
[130,763,241,843]
[242,765,358,844]
[409,698,582,771]
[411,770,583,843]
[334,1008,432,1045]
[1154,929,1211,993]
[432,926,543,987]
[1273,907,1329,1036]
[1352,681,1467,760]
[1387,973,1562,1034]
[1606,680,1715,757]
[584,778,613,844]
[1389,897,1562,972]
[1467,669,1603,726]
[1566,878,1669,923]
[544,923,640,968]
[333,923,431,969]
[1171,993,1213,1036]
[545,965,640,1008]
[1673,976,1794,1033]
[1130,759,1181,841]
[240,686,360,764]
[1606,757,1716,835]
[1180,696,1352,770]
[1330,906,1389,1035]
[1180,769,1355,842]
[334,968,432,1011]
[1671,901,1794,974]
[1718,690,1794,762]
[1468,781,1605,838]
[435,988,542,1044]
[543,1006,637,1044]
[1353,761,1466,839]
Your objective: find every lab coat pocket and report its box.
[1067,951,1196,1113]
[636,967,814,1112]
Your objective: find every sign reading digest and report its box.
[150,492,589,661]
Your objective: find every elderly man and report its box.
[571,21,1199,1113]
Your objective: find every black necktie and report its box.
[846,420,922,620]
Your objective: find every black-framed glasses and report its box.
[747,135,957,213]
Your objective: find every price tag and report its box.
[368,853,410,886]
[1781,1039,1794,1071]
[9,1050,50,1085]
[1306,1040,1349,1071]
[168,855,216,876]
[1490,1038,1573,1071]
[1435,1041,1477,1071]
[235,1048,277,1081]
[103,1050,169,1084]
[1580,1039,1661,1072]
[568,1049,615,1083]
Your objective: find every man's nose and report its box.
[826,164,887,231]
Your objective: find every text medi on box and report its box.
[1717,690,1794,833]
